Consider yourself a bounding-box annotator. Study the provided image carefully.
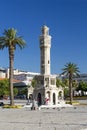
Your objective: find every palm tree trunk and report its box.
[69,74,73,104]
[9,47,14,106]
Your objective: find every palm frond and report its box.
[13,37,26,49]
[3,28,17,40]
[0,28,26,50]
[61,62,80,77]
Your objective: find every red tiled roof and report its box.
[0,78,7,80]
[0,78,21,83]
[13,79,22,83]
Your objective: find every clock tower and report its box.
[31,25,64,106]
[40,25,51,75]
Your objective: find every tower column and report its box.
[40,25,51,75]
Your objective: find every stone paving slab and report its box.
[0,105,87,130]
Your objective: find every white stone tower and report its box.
[32,25,64,106]
[40,25,51,75]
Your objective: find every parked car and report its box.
[0,102,4,106]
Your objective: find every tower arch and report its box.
[53,93,56,105]
[37,93,42,106]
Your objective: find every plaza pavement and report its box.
[0,100,87,130]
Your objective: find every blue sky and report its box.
[0,0,87,74]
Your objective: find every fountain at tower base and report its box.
[39,100,73,110]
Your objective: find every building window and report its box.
[51,78,55,85]
[41,60,44,64]
[41,66,44,74]
[45,78,49,85]
[41,80,44,85]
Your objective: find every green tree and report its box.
[62,79,78,98]
[72,80,78,88]
[56,78,65,88]
[62,79,69,98]
[77,81,87,93]
[62,62,80,104]
[0,79,18,98]
[0,28,26,105]
[0,79,9,97]
[62,79,69,87]
[13,88,18,96]
[56,78,61,87]
[31,79,37,88]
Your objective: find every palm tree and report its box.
[56,78,65,88]
[62,62,80,104]
[0,28,26,105]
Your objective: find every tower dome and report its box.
[41,25,49,36]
